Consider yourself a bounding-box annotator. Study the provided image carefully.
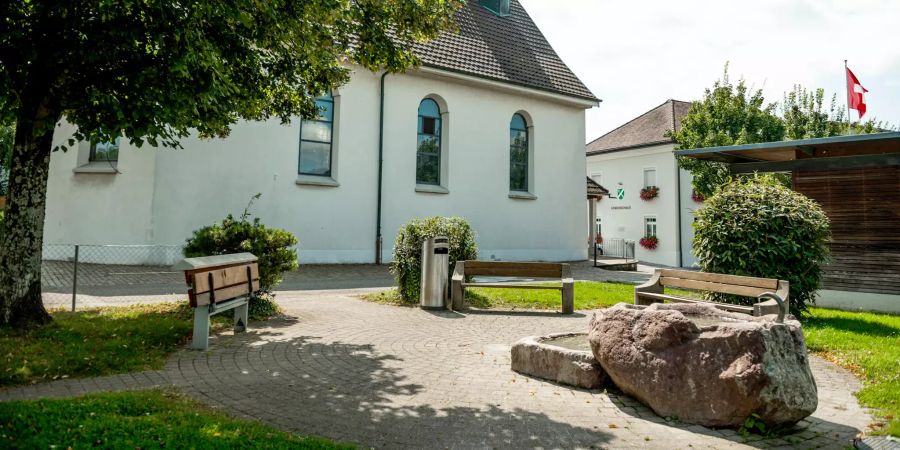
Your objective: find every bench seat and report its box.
[452,261,574,314]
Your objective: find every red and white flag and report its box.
[846,67,868,119]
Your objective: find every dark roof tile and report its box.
[586,100,691,155]
[413,1,597,102]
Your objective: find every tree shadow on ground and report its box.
[173,331,614,449]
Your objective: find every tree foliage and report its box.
[391,217,478,303]
[693,176,831,318]
[781,85,891,139]
[0,0,462,328]
[667,67,785,197]
[0,123,10,196]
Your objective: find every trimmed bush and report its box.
[391,216,478,303]
[693,176,830,317]
[183,195,298,319]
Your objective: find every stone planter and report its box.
[588,302,817,428]
[511,332,607,389]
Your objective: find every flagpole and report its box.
[845,60,853,135]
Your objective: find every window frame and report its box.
[643,167,657,188]
[416,98,443,186]
[298,93,335,177]
[88,138,121,163]
[644,216,658,238]
[509,113,530,192]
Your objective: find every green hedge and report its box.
[390,217,478,302]
[693,176,830,317]
[183,198,298,319]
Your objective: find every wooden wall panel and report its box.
[794,167,900,295]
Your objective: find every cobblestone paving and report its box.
[12,290,871,449]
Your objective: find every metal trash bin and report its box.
[420,236,450,310]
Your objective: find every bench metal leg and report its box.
[234,302,249,333]
[192,305,210,351]
[562,282,574,315]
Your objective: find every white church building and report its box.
[43,0,599,265]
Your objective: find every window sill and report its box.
[296,175,339,187]
[415,184,449,195]
[73,163,118,174]
[508,191,537,200]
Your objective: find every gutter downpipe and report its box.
[375,71,389,264]
[676,163,684,268]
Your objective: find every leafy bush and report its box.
[183,195,298,319]
[693,176,830,317]
[391,216,478,303]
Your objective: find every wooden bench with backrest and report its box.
[635,269,789,321]
[173,253,260,350]
[451,261,575,314]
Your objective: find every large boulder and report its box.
[588,302,817,428]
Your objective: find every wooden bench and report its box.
[451,261,575,314]
[635,269,789,322]
[173,253,260,350]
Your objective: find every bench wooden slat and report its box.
[658,269,777,290]
[464,268,564,278]
[192,264,260,294]
[462,283,563,290]
[637,292,755,314]
[659,277,771,298]
[193,279,260,307]
[463,261,563,278]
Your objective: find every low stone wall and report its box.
[510,332,607,389]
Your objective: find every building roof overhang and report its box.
[674,132,900,173]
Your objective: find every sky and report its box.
[518,0,900,143]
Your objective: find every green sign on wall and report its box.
[616,188,625,200]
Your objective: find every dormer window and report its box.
[480,0,510,16]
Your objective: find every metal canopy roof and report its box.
[674,132,900,173]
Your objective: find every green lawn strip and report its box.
[803,307,900,436]
[0,303,229,387]
[361,281,696,311]
[0,389,351,449]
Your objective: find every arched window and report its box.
[509,113,529,192]
[299,93,334,176]
[416,98,442,185]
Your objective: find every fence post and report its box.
[71,245,79,311]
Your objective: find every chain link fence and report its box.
[42,244,187,311]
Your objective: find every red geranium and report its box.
[691,190,705,203]
[639,235,658,250]
[640,186,659,201]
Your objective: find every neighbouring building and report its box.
[585,100,697,267]
[43,0,599,265]
[676,132,900,314]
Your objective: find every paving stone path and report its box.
[6,289,872,449]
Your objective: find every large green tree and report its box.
[667,67,785,198]
[0,0,462,328]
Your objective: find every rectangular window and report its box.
[596,218,602,235]
[643,168,657,188]
[509,128,528,191]
[299,95,334,176]
[644,216,657,238]
[89,138,121,162]
[416,114,442,186]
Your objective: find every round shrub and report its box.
[391,216,478,303]
[693,176,830,317]
[183,196,298,320]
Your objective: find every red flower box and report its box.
[640,186,659,201]
[639,236,659,250]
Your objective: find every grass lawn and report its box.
[0,303,223,387]
[363,281,692,311]
[804,307,900,436]
[0,389,350,449]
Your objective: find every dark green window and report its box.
[89,138,120,162]
[509,113,529,192]
[299,93,334,176]
[480,0,510,16]
[416,98,442,185]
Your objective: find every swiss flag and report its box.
[846,67,868,119]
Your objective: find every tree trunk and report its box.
[0,119,56,328]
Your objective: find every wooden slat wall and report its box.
[793,167,900,295]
